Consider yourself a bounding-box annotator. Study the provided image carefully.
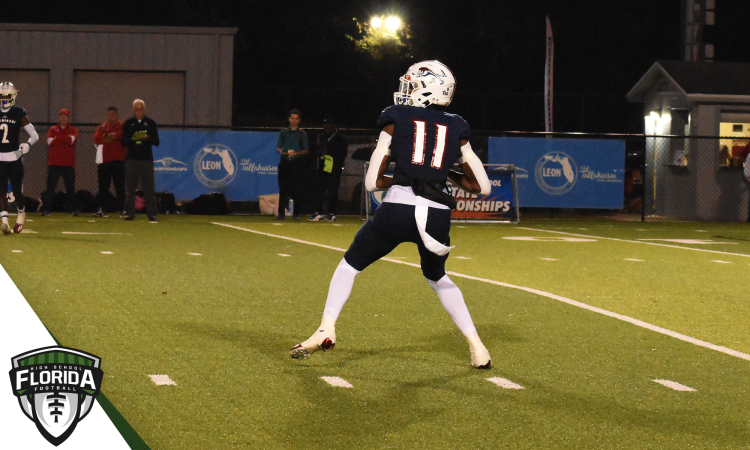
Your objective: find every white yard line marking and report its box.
[639,239,735,245]
[278,253,291,257]
[455,256,471,260]
[188,253,202,256]
[332,224,343,226]
[456,226,466,228]
[504,236,597,242]
[88,220,95,223]
[320,376,353,388]
[712,260,731,264]
[519,227,750,259]
[652,379,696,392]
[487,377,525,389]
[272,223,283,226]
[540,258,557,261]
[149,374,177,386]
[19,230,37,233]
[625,258,644,262]
[100,251,113,255]
[213,222,750,362]
[11,250,22,253]
[63,232,127,235]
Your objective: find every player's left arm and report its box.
[20,116,38,154]
[448,139,491,196]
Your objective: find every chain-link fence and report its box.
[15,125,750,222]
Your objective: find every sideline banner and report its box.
[155,131,279,201]
[489,137,624,208]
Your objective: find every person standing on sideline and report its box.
[276,109,309,219]
[308,118,348,222]
[93,106,126,218]
[121,99,160,222]
[42,109,78,216]
[290,61,493,369]
[0,82,39,234]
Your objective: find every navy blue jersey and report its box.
[0,106,27,153]
[377,105,470,186]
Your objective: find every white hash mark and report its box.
[712,260,731,264]
[188,253,202,256]
[540,258,557,261]
[11,250,22,253]
[454,256,471,259]
[652,379,696,391]
[101,251,113,255]
[625,258,644,261]
[487,377,524,389]
[149,374,177,386]
[278,254,291,257]
[320,376,353,388]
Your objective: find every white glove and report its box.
[19,143,30,154]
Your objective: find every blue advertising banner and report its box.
[488,137,624,208]
[154,131,279,201]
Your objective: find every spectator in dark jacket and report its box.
[121,99,160,222]
[309,118,348,221]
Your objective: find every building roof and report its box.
[627,60,750,103]
[0,23,237,36]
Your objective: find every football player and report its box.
[290,61,493,368]
[0,82,39,235]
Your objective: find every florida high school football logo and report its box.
[8,346,104,446]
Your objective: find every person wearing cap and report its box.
[308,118,348,221]
[42,109,79,216]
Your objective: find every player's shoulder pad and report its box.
[377,105,399,129]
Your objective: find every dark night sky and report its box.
[20,0,750,132]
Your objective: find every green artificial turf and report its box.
[1,215,749,449]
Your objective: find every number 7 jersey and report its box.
[377,104,471,186]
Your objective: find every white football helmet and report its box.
[0,82,18,110]
[394,60,456,108]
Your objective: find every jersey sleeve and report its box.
[456,116,471,141]
[18,107,27,119]
[376,106,398,130]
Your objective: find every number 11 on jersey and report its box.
[411,120,448,169]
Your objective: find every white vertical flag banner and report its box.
[544,16,554,134]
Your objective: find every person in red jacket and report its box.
[42,109,79,216]
[92,106,126,218]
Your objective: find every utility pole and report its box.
[681,0,715,62]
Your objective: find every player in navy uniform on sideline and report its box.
[291,61,493,368]
[0,82,39,235]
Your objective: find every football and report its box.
[14,223,23,234]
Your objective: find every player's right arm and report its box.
[365,124,394,191]
[20,116,37,154]
[448,139,491,196]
